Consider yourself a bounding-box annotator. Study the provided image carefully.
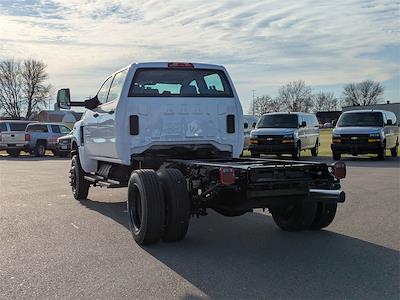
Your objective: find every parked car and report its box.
[0,120,34,157]
[249,112,320,159]
[243,115,259,150]
[331,110,398,160]
[24,123,71,156]
[56,133,73,157]
[323,122,334,128]
[56,62,346,246]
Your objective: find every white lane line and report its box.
[71,223,79,229]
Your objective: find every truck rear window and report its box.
[9,122,30,131]
[129,68,234,97]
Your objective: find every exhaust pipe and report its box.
[309,189,345,203]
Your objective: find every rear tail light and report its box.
[168,62,194,68]
[25,133,31,141]
[219,167,236,185]
[331,161,346,179]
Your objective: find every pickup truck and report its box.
[24,122,71,156]
[57,62,346,245]
[0,120,33,157]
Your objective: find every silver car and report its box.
[331,110,398,160]
[249,112,320,160]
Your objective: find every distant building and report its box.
[342,102,400,123]
[32,110,83,126]
[316,111,342,124]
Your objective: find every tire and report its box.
[311,140,319,157]
[333,152,341,160]
[309,202,337,230]
[251,152,260,158]
[127,169,165,245]
[292,142,301,160]
[391,140,398,157]
[377,141,386,160]
[6,149,21,157]
[271,201,317,231]
[157,169,190,242]
[34,142,46,157]
[69,155,90,200]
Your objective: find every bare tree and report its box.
[22,59,52,119]
[249,95,283,115]
[0,59,51,119]
[313,91,339,112]
[277,80,313,112]
[0,60,23,118]
[342,80,384,106]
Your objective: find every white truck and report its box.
[57,62,346,245]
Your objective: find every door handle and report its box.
[93,113,99,118]
[108,110,115,115]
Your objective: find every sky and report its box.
[0,0,399,112]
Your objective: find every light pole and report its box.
[252,89,256,116]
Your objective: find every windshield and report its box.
[129,68,233,97]
[337,112,383,127]
[257,114,298,128]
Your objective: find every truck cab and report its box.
[58,62,244,172]
[331,110,398,160]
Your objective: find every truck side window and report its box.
[97,77,113,104]
[107,69,128,102]
[51,125,61,133]
[28,124,48,132]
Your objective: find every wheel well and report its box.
[72,141,78,150]
[36,139,47,146]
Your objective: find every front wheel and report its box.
[7,149,21,157]
[311,140,319,156]
[391,140,398,157]
[377,142,386,160]
[69,155,90,200]
[127,169,165,245]
[333,152,341,160]
[292,143,301,160]
[271,201,317,231]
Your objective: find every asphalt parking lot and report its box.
[0,155,399,299]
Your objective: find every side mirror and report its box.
[244,123,248,129]
[84,96,100,110]
[386,119,393,126]
[57,89,71,109]
[252,122,256,129]
[300,121,307,127]
[332,120,337,126]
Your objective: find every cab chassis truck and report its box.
[57,62,346,245]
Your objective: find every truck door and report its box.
[84,76,113,157]
[95,69,128,158]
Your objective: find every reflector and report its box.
[219,167,235,185]
[332,161,346,179]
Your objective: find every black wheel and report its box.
[309,202,337,230]
[69,155,90,200]
[157,168,190,242]
[391,140,398,157]
[34,142,46,157]
[292,142,301,160]
[251,152,260,158]
[311,140,319,156]
[7,149,21,157]
[377,141,386,160]
[271,201,317,231]
[127,169,165,245]
[333,152,341,160]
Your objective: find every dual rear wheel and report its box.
[127,169,190,245]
